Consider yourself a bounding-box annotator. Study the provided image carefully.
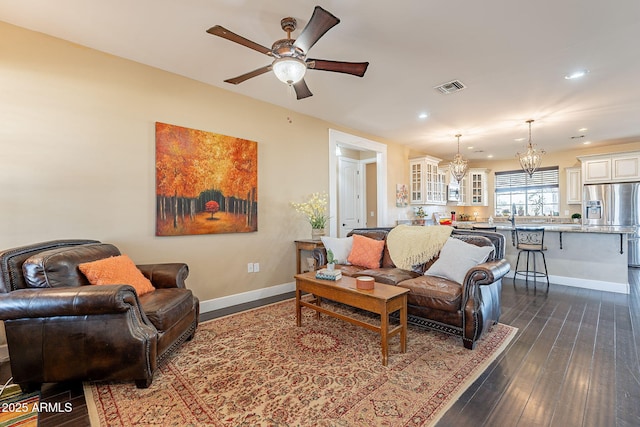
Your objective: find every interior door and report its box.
[338,157,363,237]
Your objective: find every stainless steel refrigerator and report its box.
[583,182,640,266]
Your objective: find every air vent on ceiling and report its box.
[434,79,466,94]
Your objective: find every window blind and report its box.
[495,166,559,193]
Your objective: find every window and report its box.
[495,167,559,217]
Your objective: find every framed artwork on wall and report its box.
[155,122,258,236]
[396,184,408,207]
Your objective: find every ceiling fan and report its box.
[206,6,369,100]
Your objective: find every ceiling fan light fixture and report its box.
[449,134,468,184]
[272,57,307,85]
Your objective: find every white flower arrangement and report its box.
[291,192,329,230]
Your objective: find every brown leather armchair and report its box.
[0,239,199,391]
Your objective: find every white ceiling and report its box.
[2,0,640,161]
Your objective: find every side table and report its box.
[294,239,324,274]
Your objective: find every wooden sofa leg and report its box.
[18,382,41,393]
[135,378,152,389]
[463,339,476,350]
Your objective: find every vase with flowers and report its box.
[291,192,329,239]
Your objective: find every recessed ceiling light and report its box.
[583,141,592,145]
[418,112,429,119]
[487,154,494,158]
[578,127,588,132]
[514,138,525,142]
[565,69,589,80]
[467,146,474,150]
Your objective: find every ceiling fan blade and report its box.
[223,65,272,85]
[207,25,272,56]
[293,6,340,53]
[307,59,369,77]
[293,79,313,100]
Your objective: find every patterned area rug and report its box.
[0,385,39,427]
[85,298,516,426]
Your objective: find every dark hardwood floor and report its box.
[439,268,640,427]
[2,271,639,426]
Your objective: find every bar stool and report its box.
[513,227,549,292]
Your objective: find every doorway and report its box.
[328,129,387,237]
[338,156,363,237]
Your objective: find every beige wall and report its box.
[0,22,407,305]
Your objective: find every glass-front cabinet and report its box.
[410,160,423,203]
[411,158,484,206]
[461,174,469,205]
[469,169,489,206]
[409,156,445,205]
[436,168,447,204]
[448,168,488,206]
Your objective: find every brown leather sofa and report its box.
[0,239,199,391]
[313,227,510,349]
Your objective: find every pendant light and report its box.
[449,134,468,184]
[517,120,545,178]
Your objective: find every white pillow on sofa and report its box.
[320,236,353,264]
[425,237,494,284]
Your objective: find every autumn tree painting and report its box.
[155,122,258,235]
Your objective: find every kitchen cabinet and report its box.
[468,168,489,206]
[458,175,468,205]
[612,153,640,181]
[409,159,423,203]
[566,167,582,205]
[582,157,611,183]
[409,156,445,204]
[436,168,447,204]
[580,152,640,183]
[448,168,488,206]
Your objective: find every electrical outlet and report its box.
[247,263,254,273]
[253,262,260,272]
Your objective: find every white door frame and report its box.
[328,129,388,237]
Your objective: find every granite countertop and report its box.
[455,222,636,234]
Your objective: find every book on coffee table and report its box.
[315,268,342,281]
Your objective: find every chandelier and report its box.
[449,134,468,183]
[517,119,545,178]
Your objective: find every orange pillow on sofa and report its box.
[79,254,155,296]
[347,234,386,269]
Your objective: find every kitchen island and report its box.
[456,222,634,294]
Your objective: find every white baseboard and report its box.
[199,281,296,314]
[505,271,629,294]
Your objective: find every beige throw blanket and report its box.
[387,225,453,270]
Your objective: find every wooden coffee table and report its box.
[294,271,409,366]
